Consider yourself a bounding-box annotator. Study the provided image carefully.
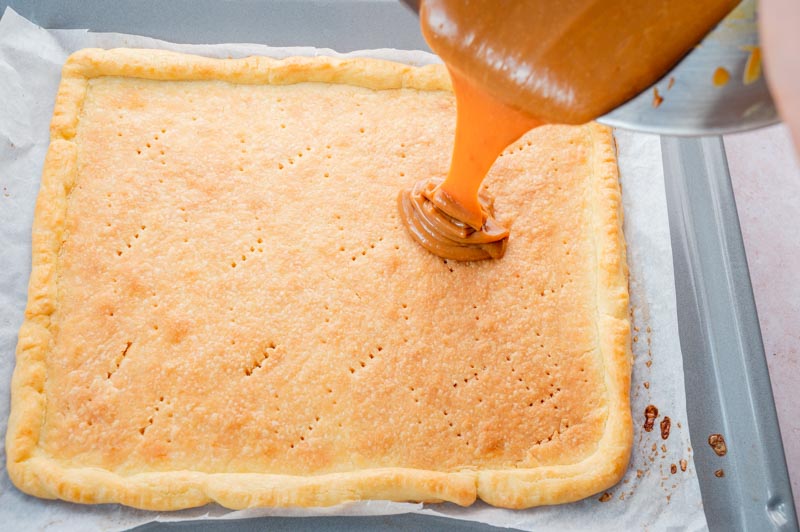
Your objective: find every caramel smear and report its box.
[398,178,508,261]
[652,87,664,108]
[742,45,762,85]
[713,66,730,87]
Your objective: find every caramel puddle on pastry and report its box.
[400,0,738,261]
[397,177,508,261]
[397,71,538,261]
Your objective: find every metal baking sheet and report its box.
[662,136,797,531]
[2,1,797,530]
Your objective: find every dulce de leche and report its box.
[399,0,737,261]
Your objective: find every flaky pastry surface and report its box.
[7,48,632,510]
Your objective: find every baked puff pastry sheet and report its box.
[7,48,632,510]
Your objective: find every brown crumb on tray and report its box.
[714,469,725,478]
[643,381,650,389]
[660,416,671,439]
[708,433,728,456]
[670,464,677,474]
[599,492,613,502]
[680,459,687,472]
[644,404,659,432]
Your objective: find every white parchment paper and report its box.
[0,8,707,531]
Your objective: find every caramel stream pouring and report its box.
[398,0,738,261]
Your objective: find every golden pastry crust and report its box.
[7,48,631,510]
